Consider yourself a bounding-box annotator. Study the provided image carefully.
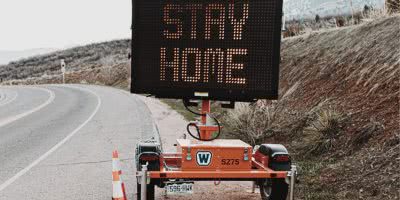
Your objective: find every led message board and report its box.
[131,0,283,101]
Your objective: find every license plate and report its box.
[166,182,194,195]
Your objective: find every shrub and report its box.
[224,102,284,146]
[387,0,400,14]
[350,119,384,147]
[302,109,346,156]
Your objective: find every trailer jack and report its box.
[137,163,148,200]
[289,165,297,200]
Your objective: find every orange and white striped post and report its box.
[112,150,127,200]
[112,170,125,200]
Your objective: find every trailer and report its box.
[123,0,297,199]
[135,100,297,200]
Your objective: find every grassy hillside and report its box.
[0,15,398,200]
[281,15,399,199]
[0,39,130,87]
[225,15,399,199]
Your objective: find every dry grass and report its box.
[303,108,346,156]
[225,15,400,199]
[283,7,398,38]
[386,0,400,14]
[349,119,384,148]
[2,62,131,89]
[282,16,399,199]
[0,39,130,82]
[224,102,281,146]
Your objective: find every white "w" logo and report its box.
[196,151,212,166]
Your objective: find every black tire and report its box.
[259,179,288,200]
[136,183,155,200]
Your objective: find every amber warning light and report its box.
[131,0,283,102]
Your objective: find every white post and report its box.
[334,17,338,28]
[349,0,355,25]
[60,59,66,84]
[141,164,148,200]
[383,0,386,14]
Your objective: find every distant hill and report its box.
[0,39,130,83]
[284,0,384,19]
[0,48,58,65]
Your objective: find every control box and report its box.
[176,139,252,171]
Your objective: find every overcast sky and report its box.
[0,0,131,51]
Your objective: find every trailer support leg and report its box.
[141,164,148,200]
[251,181,256,193]
[289,165,297,200]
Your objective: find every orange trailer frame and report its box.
[136,100,297,200]
[149,153,288,179]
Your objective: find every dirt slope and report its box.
[280,15,399,138]
[271,15,399,199]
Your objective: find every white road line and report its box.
[0,93,4,102]
[0,88,54,128]
[0,90,8,103]
[0,85,102,192]
[0,91,18,107]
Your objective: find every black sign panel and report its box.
[131,0,283,101]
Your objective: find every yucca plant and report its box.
[303,109,346,156]
[224,102,282,146]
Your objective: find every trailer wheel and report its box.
[259,179,288,200]
[137,183,155,200]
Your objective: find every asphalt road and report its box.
[0,84,157,199]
